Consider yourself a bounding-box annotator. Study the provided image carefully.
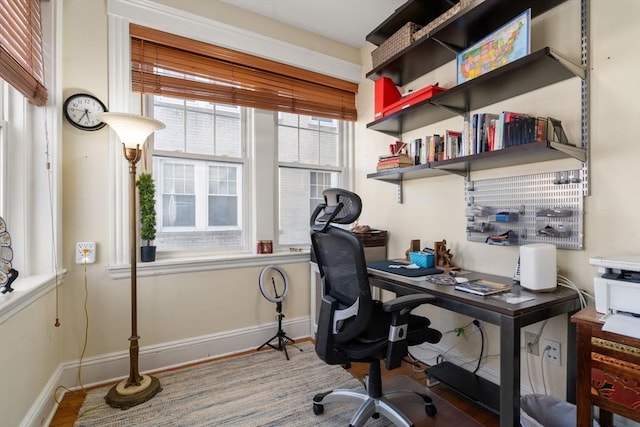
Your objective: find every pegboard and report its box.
[465,169,584,250]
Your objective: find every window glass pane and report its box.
[186,100,214,155]
[216,113,241,157]
[208,165,238,226]
[150,95,245,254]
[277,112,298,127]
[299,129,319,164]
[319,131,339,166]
[279,168,338,245]
[161,162,195,227]
[278,113,339,167]
[153,96,243,158]
[154,157,244,252]
[154,98,185,152]
[209,195,237,226]
[278,126,298,163]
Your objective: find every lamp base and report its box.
[105,375,162,409]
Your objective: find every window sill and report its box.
[0,271,66,326]
[107,250,311,279]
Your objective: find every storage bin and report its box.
[353,229,387,247]
[414,0,468,41]
[409,251,435,268]
[371,22,422,68]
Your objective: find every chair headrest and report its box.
[310,188,362,231]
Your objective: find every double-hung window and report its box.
[149,96,246,253]
[278,113,345,246]
[125,24,356,261]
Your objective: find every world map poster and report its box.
[457,9,531,84]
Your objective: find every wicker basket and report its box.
[371,22,422,68]
[414,1,468,41]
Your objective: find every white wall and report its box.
[59,0,321,365]
[3,0,639,425]
[355,0,640,398]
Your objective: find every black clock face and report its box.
[63,93,108,131]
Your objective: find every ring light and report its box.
[259,265,289,303]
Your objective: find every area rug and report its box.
[74,341,482,426]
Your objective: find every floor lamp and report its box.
[99,112,165,409]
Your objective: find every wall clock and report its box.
[63,93,108,131]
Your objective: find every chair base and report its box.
[312,385,436,427]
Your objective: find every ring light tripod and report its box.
[257,265,302,360]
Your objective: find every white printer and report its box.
[590,256,640,315]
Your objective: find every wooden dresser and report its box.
[572,306,640,426]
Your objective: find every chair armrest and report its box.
[382,294,436,314]
[382,294,436,370]
[315,294,349,365]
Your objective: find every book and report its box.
[376,153,414,170]
[481,113,499,152]
[454,279,512,296]
[444,130,462,159]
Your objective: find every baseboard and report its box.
[24,316,310,427]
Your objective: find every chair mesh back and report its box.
[311,225,373,342]
[310,188,362,230]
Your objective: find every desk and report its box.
[368,267,582,427]
[572,306,640,427]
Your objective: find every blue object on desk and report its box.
[409,251,435,268]
[368,261,442,277]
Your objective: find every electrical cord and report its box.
[541,345,551,395]
[53,260,93,408]
[557,273,594,309]
[410,320,484,370]
[472,319,484,374]
[526,350,537,394]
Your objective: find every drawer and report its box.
[591,338,640,415]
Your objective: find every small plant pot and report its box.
[140,245,156,262]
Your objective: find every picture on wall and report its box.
[457,8,531,84]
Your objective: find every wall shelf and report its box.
[365,0,589,208]
[366,0,457,47]
[366,0,572,86]
[367,141,586,183]
[366,47,585,137]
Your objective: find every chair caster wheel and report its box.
[313,403,324,415]
[425,403,437,417]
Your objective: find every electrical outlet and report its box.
[76,241,96,264]
[542,339,561,365]
[524,331,539,356]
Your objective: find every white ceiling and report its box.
[219,0,406,48]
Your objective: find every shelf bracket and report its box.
[430,36,463,55]
[549,49,585,80]
[430,101,466,117]
[549,142,587,163]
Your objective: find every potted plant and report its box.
[136,172,157,262]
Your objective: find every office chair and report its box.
[310,188,442,427]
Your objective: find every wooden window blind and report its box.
[130,24,358,121]
[0,0,47,106]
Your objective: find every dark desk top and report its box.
[368,267,581,319]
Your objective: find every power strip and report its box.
[76,241,96,264]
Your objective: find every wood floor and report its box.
[49,339,499,426]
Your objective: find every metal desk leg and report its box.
[500,315,521,427]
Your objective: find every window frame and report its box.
[276,113,348,247]
[0,0,62,323]
[105,1,356,278]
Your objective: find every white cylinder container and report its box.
[520,243,557,292]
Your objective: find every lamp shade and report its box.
[99,112,164,147]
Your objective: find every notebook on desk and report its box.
[367,260,443,277]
